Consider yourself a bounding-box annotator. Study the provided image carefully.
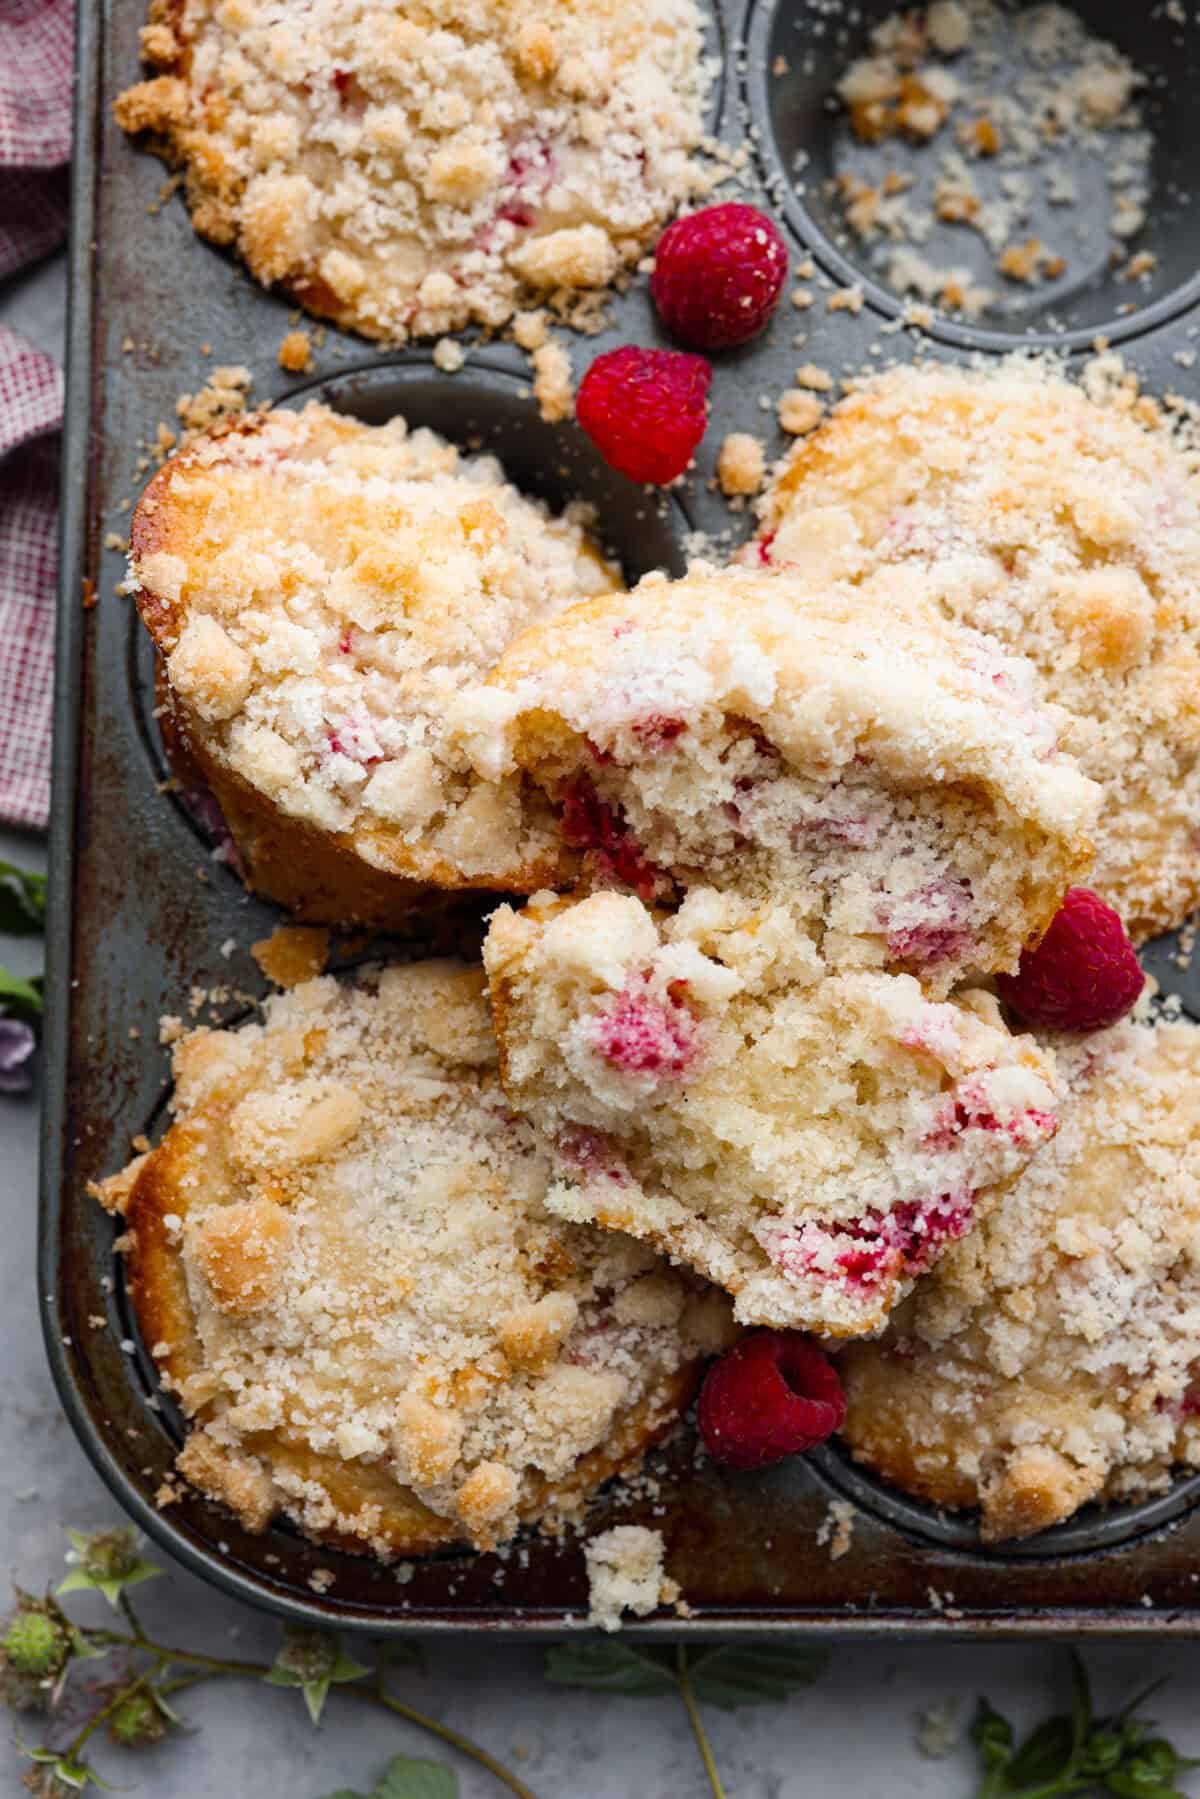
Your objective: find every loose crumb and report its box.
[716,431,766,496]
[778,389,825,435]
[174,365,253,439]
[816,1498,857,1560]
[433,337,467,374]
[250,925,331,989]
[585,1525,670,1631]
[278,329,314,374]
[531,341,573,423]
[512,309,550,351]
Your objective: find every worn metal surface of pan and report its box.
[39,0,1200,1634]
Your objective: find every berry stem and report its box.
[117,1589,148,1645]
[62,1666,154,1764]
[675,1645,727,1799]
[69,1626,539,1798]
[352,1675,542,1799]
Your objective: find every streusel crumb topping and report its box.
[130,401,616,890]
[484,887,1062,1336]
[97,963,731,1553]
[839,1013,1200,1539]
[116,0,715,343]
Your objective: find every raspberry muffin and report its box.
[756,361,1200,940]
[115,0,712,343]
[456,566,1100,993]
[838,1013,1200,1540]
[129,402,616,923]
[483,887,1062,1336]
[95,962,731,1556]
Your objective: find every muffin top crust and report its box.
[116,0,715,341]
[97,962,729,1554]
[130,401,617,891]
[756,359,1200,940]
[839,1012,1200,1540]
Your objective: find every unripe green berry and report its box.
[108,1689,168,1748]
[2,1610,67,1678]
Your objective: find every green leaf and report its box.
[315,1756,458,1799]
[0,965,42,1020]
[544,1640,677,1698]
[0,860,46,935]
[374,1757,458,1799]
[18,1741,116,1792]
[972,1698,1016,1774]
[685,1643,826,1710]
[266,1628,370,1723]
[1006,1714,1077,1790]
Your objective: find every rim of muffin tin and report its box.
[131,350,695,861]
[806,1439,1200,1561]
[736,0,1200,356]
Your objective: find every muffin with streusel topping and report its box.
[116,0,714,342]
[95,961,731,1555]
[838,1012,1200,1540]
[483,886,1063,1338]
[129,401,617,923]
[755,360,1200,940]
[456,564,1101,994]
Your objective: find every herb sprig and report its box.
[972,1652,1200,1799]
[545,1638,825,1797]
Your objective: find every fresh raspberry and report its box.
[697,1330,846,1469]
[576,346,711,485]
[996,887,1144,1032]
[651,203,788,350]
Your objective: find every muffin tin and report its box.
[40,0,1200,1635]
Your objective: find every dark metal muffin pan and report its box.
[40,0,1200,1636]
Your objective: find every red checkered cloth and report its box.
[0,0,74,829]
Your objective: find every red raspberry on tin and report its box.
[697,1330,847,1469]
[996,887,1144,1032]
[651,203,788,350]
[576,346,712,485]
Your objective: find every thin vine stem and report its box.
[63,1669,153,1763]
[676,1645,726,1799]
[72,1626,540,1799]
[117,1590,147,1645]
[355,1676,541,1799]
